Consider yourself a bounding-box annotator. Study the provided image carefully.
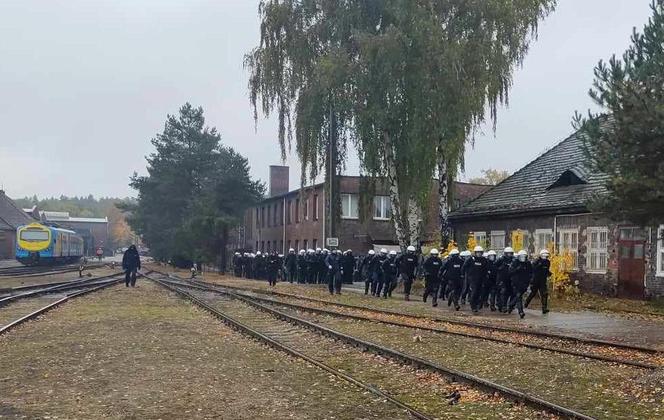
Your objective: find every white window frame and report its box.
[490,231,505,251]
[313,195,319,221]
[473,231,487,248]
[586,226,609,274]
[557,227,579,270]
[341,194,359,219]
[304,199,309,221]
[373,196,391,220]
[657,225,664,277]
[535,229,554,253]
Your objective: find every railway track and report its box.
[195,277,661,354]
[149,272,596,419]
[0,262,105,278]
[0,273,125,335]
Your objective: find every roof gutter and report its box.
[449,205,590,222]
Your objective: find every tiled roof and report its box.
[450,129,608,219]
[0,191,33,229]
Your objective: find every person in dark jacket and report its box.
[325,249,343,294]
[381,250,399,299]
[422,249,443,307]
[396,246,418,301]
[496,247,515,312]
[463,246,489,313]
[284,248,297,283]
[483,250,499,311]
[508,250,533,319]
[122,245,141,287]
[296,249,306,283]
[525,249,552,314]
[266,252,280,286]
[459,250,471,304]
[360,250,375,294]
[372,249,388,297]
[232,252,242,277]
[440,249,463,311]
[341,250,356,284]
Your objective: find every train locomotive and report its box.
[15,222,84,265]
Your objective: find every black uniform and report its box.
[297,253,307,283]
[305,252,317,283]
[254,255,266,280]
[396,252,418,299]
[381,255,398,298]
[316,251,327,284]
[422,255,443,306]
[483,258,498,311]
[122,245,141,287]
[325,252,342,294]
[441,254,463,310]
[341,252,356,284]
[266,253,280,286]
[285,252,297,283]
[509,258,533,318]
[359,254,374,294]
[232,254,242,277]
[496,255,514,312]
[463,255,489,312]
[368,254,385,296]
[525,257,551,313]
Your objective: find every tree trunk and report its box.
[219,225,228,274]
[437,149,451,249]
[407,196,422,248]
[383,131,410,249]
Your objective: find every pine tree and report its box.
[575,0,664,226]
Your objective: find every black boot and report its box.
[542,296,549,314]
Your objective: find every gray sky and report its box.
[0,0,654,199]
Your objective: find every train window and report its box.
[20,231,49,241]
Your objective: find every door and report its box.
[618,227,646,298]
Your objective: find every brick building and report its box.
[449,129,664,299]
[242,166,489,256]
[0,190,34,259]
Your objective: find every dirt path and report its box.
[0,281,410,419]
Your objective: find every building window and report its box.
[267,206,272,227]
[510,229,530,253]
[313,195,319,221]
[304,199,309,221]
[294,240,299,251]
[313,239,318,250]
[255,241,258,251]
[303,239,308,250]
[261,241,265,252]
[341,194,359,219]
[587,227,609,273]
[473,231,487,248]
[658,225,664,277]
[287,240,291,251]
[373,196,392,220]
[273,240,277,252]
[295,199,300,223]
[256,208,260,228]
[490,231,505,250]
[535,229,553,252]
[287,200,292,224]
[557,228,579,270]
[278,203,283,226]
[261,207,266,228]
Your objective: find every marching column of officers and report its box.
[231,244,552,318]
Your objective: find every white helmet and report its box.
[487,250,497,256]
[368,250,376,255]
[449,248,460,256]
[540,249,550,258]
[346,249,352,254]
[504,247,514,254]
[316,248,322,252]
[299,250,305,255]
[430,248,439,255]
[234,252,240,256]
[308,249,315,254]
[380,248,388,255]
[517,250,528,261]
[473,245,484,253]
[289,248,295,253]
[256,251,262,256]
[407,245,416,252]
[389,250,397,256]
[323,248,329,253]
[460,250,471,258]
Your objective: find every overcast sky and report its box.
[0,0,654,199]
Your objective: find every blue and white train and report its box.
[15,223,84,265]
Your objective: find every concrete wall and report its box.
[0,229,15,259]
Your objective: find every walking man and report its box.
[525,249,552,314]
[122,245,141,287]
[422,249,443,307]
[396,246,418,301]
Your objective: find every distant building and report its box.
[0,190,34,259]
[241,166,489,255]
[449,128,664,299]
[39,211,109,256]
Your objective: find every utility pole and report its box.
[326,98,337,245]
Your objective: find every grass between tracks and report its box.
[0,281,414,419]
[0,267,118,289]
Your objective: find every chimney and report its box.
[269,165,289,197]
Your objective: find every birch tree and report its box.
[246,0,555,249]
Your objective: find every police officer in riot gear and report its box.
[483,250,499,311]
[459,250,472,304]
[381,250,399,298]
[360,250,375,294]
[266,251,280,286]
[373,248,389,297]
[341,250,355,284]
[325,249,343,295]
[441,249,463,311]
[525,249,552,314]
[396,245,418,301]
[509,250,533,319]
[496,247,515,312]
[464,246,489,313]
[423,249,443,307]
